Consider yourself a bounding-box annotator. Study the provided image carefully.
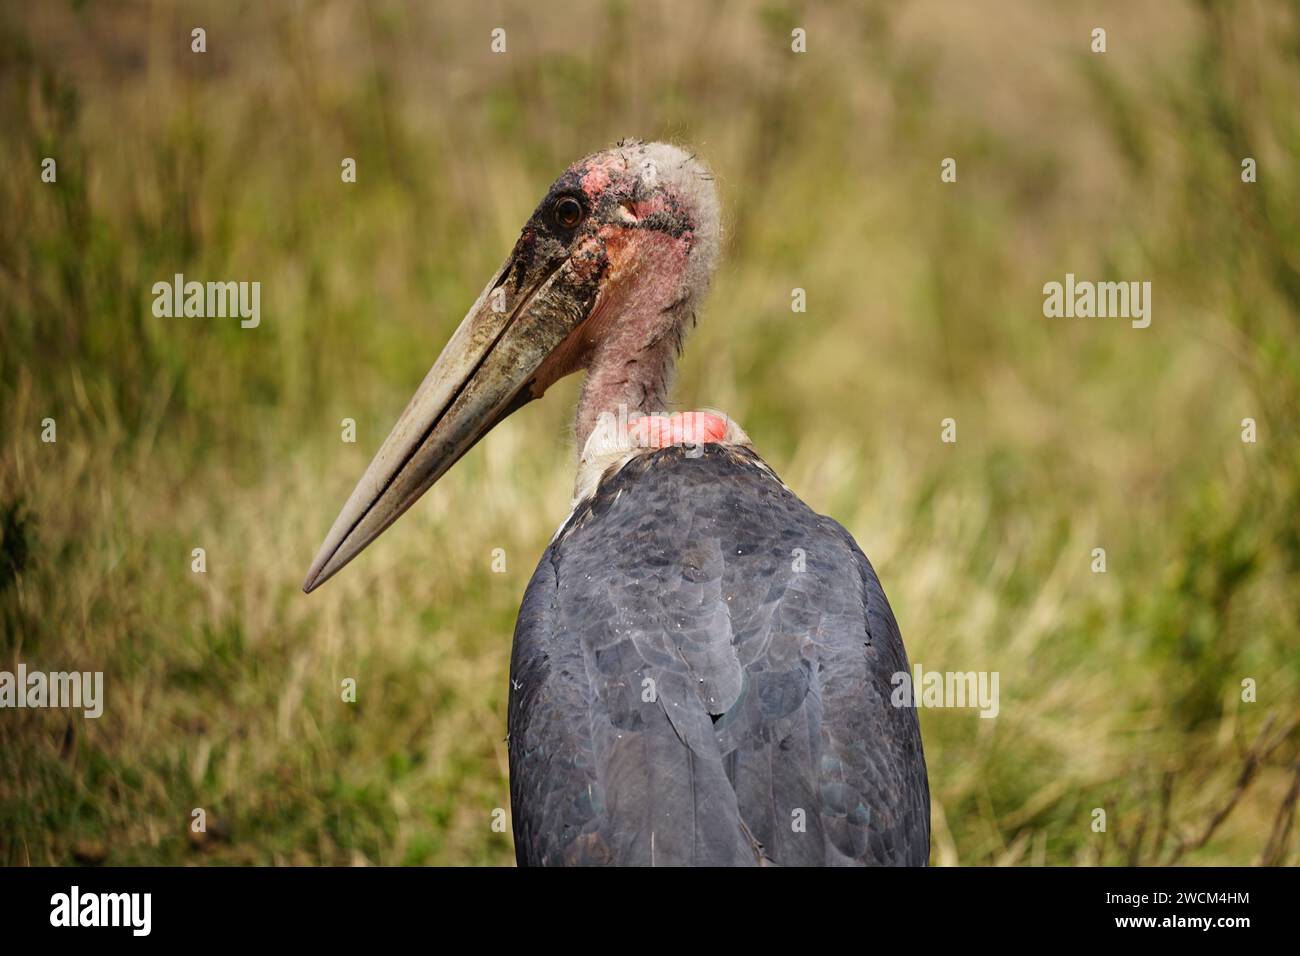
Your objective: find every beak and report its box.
[302,247,597,593]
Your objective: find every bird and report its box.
[303,140,930,866]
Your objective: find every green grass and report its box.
[1,0,1298,866]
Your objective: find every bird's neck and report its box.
[572,227,713,453]
[575,320,683,451]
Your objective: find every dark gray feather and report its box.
[507,444,929,866]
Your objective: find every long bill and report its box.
[302,248,598,593]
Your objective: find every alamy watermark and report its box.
[891,664,999,718]
[151,273,260,328]
[1043,273,1151,329]
[0,664,103,718]
[588,404,730,458]
[50,886,150,936]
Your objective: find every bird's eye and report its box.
[552,196,584,230]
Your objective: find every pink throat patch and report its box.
[628,411,729,448]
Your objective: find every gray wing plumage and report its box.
[507,444,929,866]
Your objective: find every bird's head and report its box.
[304,141,719,592]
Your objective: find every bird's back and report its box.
[507,444,929,865]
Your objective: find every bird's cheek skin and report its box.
[597,226,691,312]
[622,192,671,223]
[566,233,607,286]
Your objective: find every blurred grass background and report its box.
[2,0,1298,866]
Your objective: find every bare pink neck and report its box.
[573,228,703,451]
[575,322,682,449]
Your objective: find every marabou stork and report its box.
[303,141,930,866]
